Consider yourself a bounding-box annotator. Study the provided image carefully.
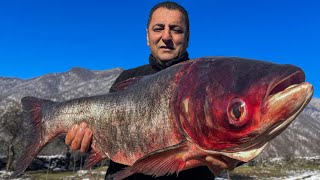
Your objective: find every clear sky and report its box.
[0,0,319,97]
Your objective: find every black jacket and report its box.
[106,53,214,180]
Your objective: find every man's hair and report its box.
[147,1,190,33]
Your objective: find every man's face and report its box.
[147,8,189,62]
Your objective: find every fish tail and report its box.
[11,96,54,178]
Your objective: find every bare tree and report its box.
[0,101,25,171]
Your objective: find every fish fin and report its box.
[207,165,223,176]
[84,147,103,168]
[112,76,143,92]
[109,141,189,179]
[11,97,54,178]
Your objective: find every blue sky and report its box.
[0,0,319,97]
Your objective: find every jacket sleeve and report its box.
[109,70,132,93]
[109,64,156,93]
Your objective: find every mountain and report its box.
[0,67,122,103]
[0,68,319,163]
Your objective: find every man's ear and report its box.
[146,29,150,46]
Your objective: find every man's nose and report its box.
[162,29,172,41]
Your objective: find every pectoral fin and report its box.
[84,148,104,168]
[108,141,189,180]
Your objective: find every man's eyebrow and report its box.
[151,23,185,29]
[169,24,183,28]
[152,23,165,27]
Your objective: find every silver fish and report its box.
[12,57,313,179]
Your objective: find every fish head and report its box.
[173,57,313,162]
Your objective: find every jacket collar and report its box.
[149,52,189,71]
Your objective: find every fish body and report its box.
[12,57,313,179]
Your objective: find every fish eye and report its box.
[232,106,242,119]
[227,98,247,126]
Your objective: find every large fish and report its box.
[12,57,313,179]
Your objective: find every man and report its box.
[65,2,235,179]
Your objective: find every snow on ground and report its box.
[215,171,320,180]
[278,171,320,180]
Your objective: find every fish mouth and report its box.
[261,69,313,140]
[268,69,306,98]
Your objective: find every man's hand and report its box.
[65,122,93,153]
[205,155,239,175]
[183,154,239,175]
